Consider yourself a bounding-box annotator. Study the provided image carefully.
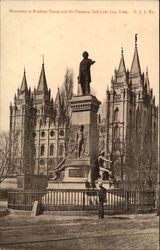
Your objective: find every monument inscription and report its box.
[69,169,84,178]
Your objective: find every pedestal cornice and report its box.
[69,95,101,113]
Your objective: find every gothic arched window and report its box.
[32,131,36,138]
[41,131,45,137]
[40,145,45,156]
[50,144,54,156]
[50,130,55,137]
[59,130,64,137]
[114,107,119,122]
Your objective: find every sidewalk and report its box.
[0,213,159,249]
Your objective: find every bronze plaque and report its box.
[69,169,83,177]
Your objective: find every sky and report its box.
[0,0,159,130]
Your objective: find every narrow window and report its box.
[114,107,119,122]
[41,145,45,156]
[50,144,54,156]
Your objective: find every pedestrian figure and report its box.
[98,182,107,219]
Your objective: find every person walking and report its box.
[98,182,107,219]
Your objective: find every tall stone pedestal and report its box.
[17,174,48,190]
[63,95,101,183]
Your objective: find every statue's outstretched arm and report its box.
[100,155,112,163]
[90,60,96,65]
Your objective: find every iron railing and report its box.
[8,189,156,212]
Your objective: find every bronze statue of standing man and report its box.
[78,51,95,95]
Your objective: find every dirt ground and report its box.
[0,213,159,250]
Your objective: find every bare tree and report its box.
[130,118,157,190]
[0,130,20,183]
[60,68,74,153]
[60,69,73,119]
[50,69,74,177]
[0,131,10,183]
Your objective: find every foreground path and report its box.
[0,213,159,250]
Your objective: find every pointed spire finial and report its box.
[37,56,48,93]
[121,44,123,55]
[20,67,28,92]
[42,54,44,67]
[130,34,141,75]
[135,34,138,48]
[146,66,148,75]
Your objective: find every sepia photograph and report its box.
[0,0,159,249]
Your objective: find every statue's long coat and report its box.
[78,58,94,84]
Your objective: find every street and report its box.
[0,213,159,250]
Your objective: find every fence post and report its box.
[153,190,156,208]
[8,192,10,208]
[126,191,130,211]
[82,191,85,210]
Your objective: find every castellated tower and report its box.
[9,69,32,175]
[9,62,66,176]
[105,36,158,190]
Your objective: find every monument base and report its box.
[63,159,94,182]
[47,180,116,190]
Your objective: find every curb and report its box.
[8,209,32,216]
[6,208,157,217]
[43,209,156,216]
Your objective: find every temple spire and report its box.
[55,87,61,105]
[145,66,150,91]
[55,87,62,123]
[37,60,48,93]
[20,67,28,92]
[117,45,126,74]
[130,34,141,75]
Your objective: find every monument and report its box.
[63,52,101,185]
[48,51,101,189]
